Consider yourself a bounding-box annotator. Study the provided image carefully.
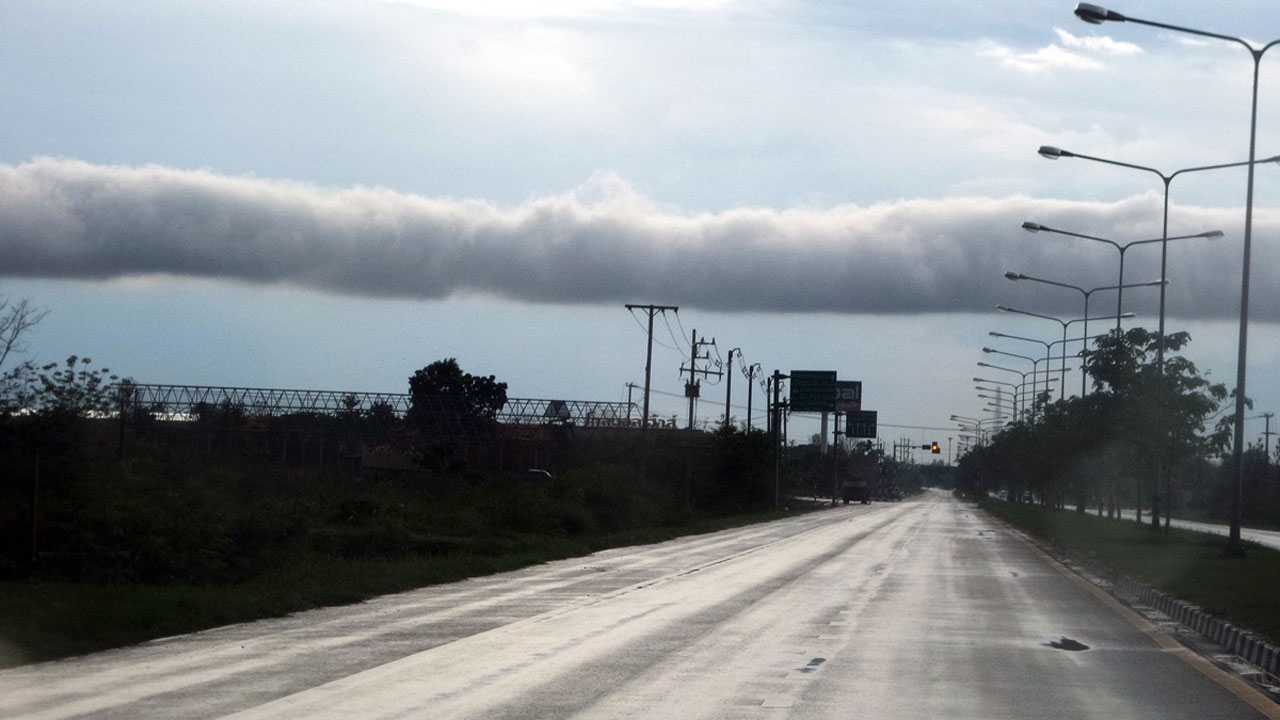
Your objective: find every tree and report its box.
[1089,328,1227,526]
[1,356,119,420]
[958,328,1227,526]
[407,358,507,438]
[0,297,48,371]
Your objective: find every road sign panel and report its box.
[789,370,837,412]
[847,410,878,438]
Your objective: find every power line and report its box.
[661,311,688,354]
[628,307,680,351]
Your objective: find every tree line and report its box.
[955,327,1280,530]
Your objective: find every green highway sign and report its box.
[789,370,837,412]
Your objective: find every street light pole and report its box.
[996,305,1134,400]
[976,361,1061,416]
[1037,147,1275,369]
[983,340,1044,397]
[1003,273,1167,396]
[1021,223,1220,330]
[1073,2,1280,554]
[1037,150,1266,530]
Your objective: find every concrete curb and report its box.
[979,505,1280,687]
[1109,574,1280,679]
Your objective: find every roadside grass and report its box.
[977,497,1280,645]
[0,509,795,670]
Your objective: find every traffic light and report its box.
[930,441,940,454]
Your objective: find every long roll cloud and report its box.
[0,157,1273,320]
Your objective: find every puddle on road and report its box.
[1045,637,1090,652]
[797,657,827,673]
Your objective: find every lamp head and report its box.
[1021,221,1044,233]
[1075,3,1126,24]
[1038,145,1071,159]
[1004,271,1023,281]
[1202,230,1225,239]
[982,347,995,353]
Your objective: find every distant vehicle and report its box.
[841,478,870,505]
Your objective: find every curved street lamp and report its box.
[996,304,1133,399]
[977,361,1060,415]
[981,347,1045,407]
[975,379,1038,420]
[1004,273,1167,396]
[951,413,1009,447]
[1037,146,1277,369]
[1021,223,1220,329]
[1072,2,1280,553]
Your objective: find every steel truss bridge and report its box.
[115,383,637,431]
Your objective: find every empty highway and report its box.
[2,490,1274,719]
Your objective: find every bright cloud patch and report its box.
[1053,28,1143,56]
[979,41,1102,73]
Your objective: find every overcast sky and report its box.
[3,0,1280,451]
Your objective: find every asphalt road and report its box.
[2,489,1275,719]
[1169,518,1280,551]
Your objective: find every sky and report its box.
[3,0,1280,457]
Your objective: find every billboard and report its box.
[835,380,862,413]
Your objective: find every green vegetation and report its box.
[0,501,793,669]
[976,495,1280,645]
[955,328,1268,530]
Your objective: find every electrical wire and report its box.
[661,311,689,353]
[628,307,680,352]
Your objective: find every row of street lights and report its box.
[966,4,1273,553]
[1071,4,1276,553]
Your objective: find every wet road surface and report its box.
[2,489,1273,719]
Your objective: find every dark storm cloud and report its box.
[0,157,1273,321]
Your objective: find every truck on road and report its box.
[841,477,870,504]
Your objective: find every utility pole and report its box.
[832,412,843,506]
[624,304,678,430]
[681,330,721,430]
[1264,412,1275,467]
[723,348,738,429]
[746,363,759,432]
[626,382,639,422]
[771,370,788,510]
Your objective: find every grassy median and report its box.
[977,496,1280,645]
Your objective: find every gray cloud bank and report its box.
[1,157,1275,321]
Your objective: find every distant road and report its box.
[1170,518,1280,551]
[2,490,1273,719]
